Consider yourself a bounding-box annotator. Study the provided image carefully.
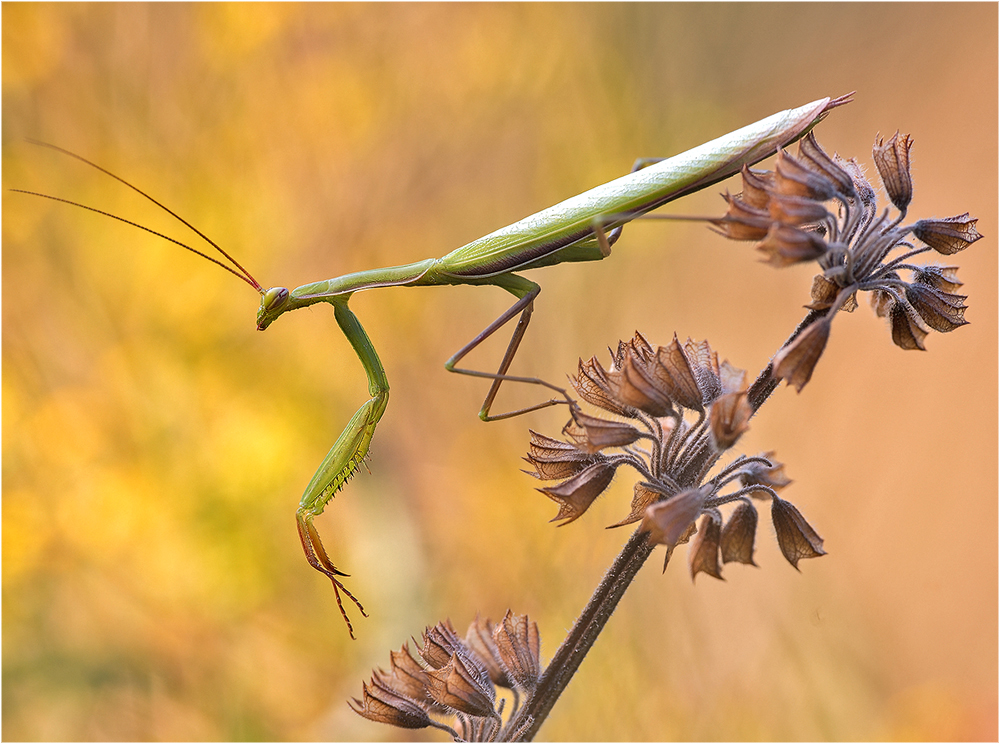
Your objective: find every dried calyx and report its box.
[713,130,981,390]
[524,332,824,577]
[350,612,541,742]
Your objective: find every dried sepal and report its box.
[808,273,841,309]
[609,481,666,528]
[771,497,825,569]
[720,501,758,566]
[872,131,914,211]
[912,213,983,255]
[738,165,776,209]
[465,616,514,690]
[837,155,877,207]
[913,265,963,293]
[772,317,831,392]
[565,405,642,454]
[682,337,723,404]
[689,510,724,580]
[652,336,706,411]
[424,652,498,719]
[773,147,839,201]
[889,302,929,350]
[493,610,541,694]
[614,344,675,417]
[739,454,792,492]
[711,191,774,241]
[349,676,435,730]
[904,283,968,333]
[660,522,698,572]
[709,390,752,451]
[767,192,832,227]
[641,486,708,548]
[757,223,829,266]
[382,643,433,703]
[796,131,857,198]
[455,714,501,743]
[571,356,633,418]
[539,460,617,525]
[417,620,465,669]
[523,430,596,480]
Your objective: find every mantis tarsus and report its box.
[15,93,850,637]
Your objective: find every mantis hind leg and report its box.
[444,275,576,421]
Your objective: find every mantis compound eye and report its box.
[262,286,290,312]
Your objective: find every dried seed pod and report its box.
[382,643,433,703]
[872,131,914,211]
[773,147,838,201]
[904,283,968,333]
[350,676,435,730]
[609,481,667,528]
[709,390,752,451]
[771,497,826,569]
[738,165,776,209]
[913,214,983,255]
[711,191,774,241]
[689,511,724,580]
[424,652,497,719]
[565,405,642,454]
[571,356,633,417]
[615,347,675,417]
[465,616,514,690]
[913,265,963,293]
[641,486,708,548]
[523,430,597,481]
[738,454,792,492]
[889,302,929,350]
[796,131,857,198]
[493,610,542,693]
[539,460,617,525]
[767,192,832,226]
[808,273,841,310]
[757,223,829,266]
[720,501,759,566]
[418,621,466,669]
[772,318,832,392]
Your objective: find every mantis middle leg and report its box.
[444,226,624,422]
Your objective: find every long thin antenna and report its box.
[10,188,262,291]
[18,140,264,293]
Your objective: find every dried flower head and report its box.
[351,612,543,741]
[526,333,823,579]
[713,131,981,389]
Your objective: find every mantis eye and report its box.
[262,287,290,312]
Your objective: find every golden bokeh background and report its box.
[3,4,996,741]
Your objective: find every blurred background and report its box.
[3,4,996,741]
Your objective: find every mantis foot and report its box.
[298,514,368,639]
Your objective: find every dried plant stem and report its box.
[502,309,822,742]
[500,527,654,741]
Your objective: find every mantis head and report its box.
[256,286,290,330]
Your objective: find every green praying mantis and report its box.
[15,93,849,637]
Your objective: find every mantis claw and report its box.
[298,512,369,638]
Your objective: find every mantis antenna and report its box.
[12,140,264,293]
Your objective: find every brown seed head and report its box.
[720,501,759,566]
[771,497,826,569]
[872,131,914,211]
[493,610,542,694]
[913,214,983,255]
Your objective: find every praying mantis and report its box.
[14,93,849,637]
